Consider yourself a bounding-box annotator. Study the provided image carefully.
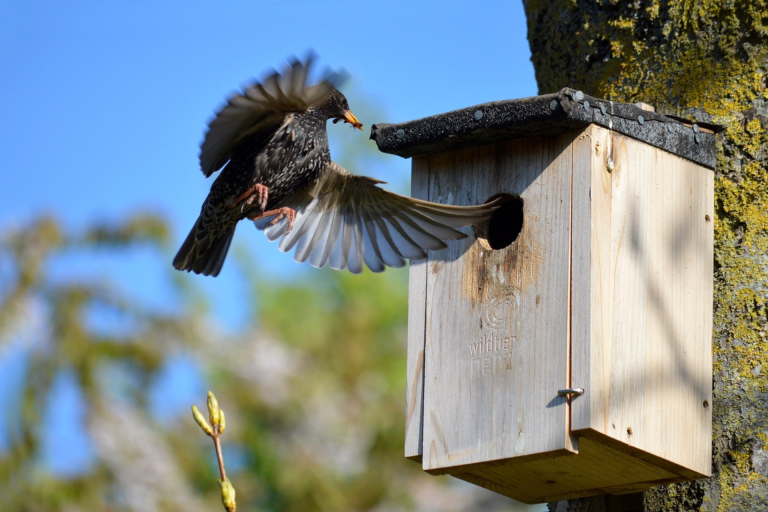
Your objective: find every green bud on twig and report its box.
[194,392,236,511]
[192,405,213,437]
[208,391,220,428]
[218,479,237,512]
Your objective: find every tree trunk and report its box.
[522,1,768,510]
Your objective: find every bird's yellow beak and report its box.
[342,110,363,130]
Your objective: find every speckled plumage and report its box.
[173,59,348,276]
[174,58,498,277]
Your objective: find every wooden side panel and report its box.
[639,132,713,477]
[572,126,713,478]
[422,135,574,472]
[405,155,430,461]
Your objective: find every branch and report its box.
[192,391,236,512]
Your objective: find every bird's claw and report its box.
[230,183,269,212]
[266,208,296,232]
[249,207,296,232]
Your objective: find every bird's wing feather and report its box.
[199,56,339,177]
[254,161,499,274]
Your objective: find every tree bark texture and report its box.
[523,1,768,510]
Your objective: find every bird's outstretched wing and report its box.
[199,55,340,177]
[254,162,499,274]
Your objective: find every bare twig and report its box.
[213,435,227,483]
[192,391,236,512]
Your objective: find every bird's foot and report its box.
[230,183,269,212]
[249,207,296,232]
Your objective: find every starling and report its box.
[173,57,497,276]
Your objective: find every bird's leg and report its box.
[229,183,269,212]
[248,208,297,232]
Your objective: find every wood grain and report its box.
[405,124,713,502]
[421,135,575,472]
[570,125,713,478]
[404,155,429,461]
[451,436,678,504]
[572,125,613,433]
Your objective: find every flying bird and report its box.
[173,57,497,277]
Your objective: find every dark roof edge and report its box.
[370,88,718,170]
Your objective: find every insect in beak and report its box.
[334,110,363,130]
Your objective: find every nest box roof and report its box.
[370,88,719,170]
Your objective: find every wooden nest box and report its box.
[371,88,715,504]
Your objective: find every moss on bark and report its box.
[523,1,768,510]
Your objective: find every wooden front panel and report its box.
[571,125,713,478]
[420,134,575,472]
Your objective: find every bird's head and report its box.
[322,89,363,130]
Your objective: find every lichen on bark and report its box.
[523,1,768,510]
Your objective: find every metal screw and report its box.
[703,400,709,408]
[550,100,559,111]
[574,90,584,101]
[599,103,607,116]
[693,124,700,133]
[695,133,702,144]
[705,214,711,222]
[396,129,405,139]
[557,388,585,397]
[583,100,590,112]
[627,427,633,436]
[474,110,483,120]
[638,114,645,125]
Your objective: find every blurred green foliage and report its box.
[0,212,538,512]
[0,90,538,511]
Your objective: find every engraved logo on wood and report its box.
[469,333,516,377]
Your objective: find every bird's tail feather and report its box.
[173,218,236,277]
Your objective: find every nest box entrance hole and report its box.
[477,194,524,250]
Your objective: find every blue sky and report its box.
[0,0,537,478]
